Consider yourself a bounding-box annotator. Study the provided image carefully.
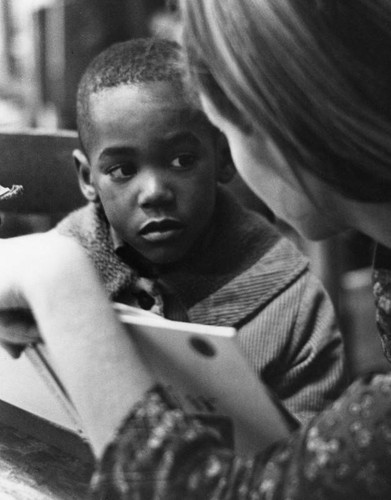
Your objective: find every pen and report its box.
[24,343,85,436]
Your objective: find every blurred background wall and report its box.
[0,0,177,130]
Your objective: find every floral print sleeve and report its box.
[373,243,391,363]
[90,375,391,499]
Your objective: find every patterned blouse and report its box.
[90,245,391,499]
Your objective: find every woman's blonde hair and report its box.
[181,0,391,201]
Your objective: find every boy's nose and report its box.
[137,171,175,208]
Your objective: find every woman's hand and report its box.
[0,309,39,358]
[0,234,46,357]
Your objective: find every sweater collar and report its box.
[57,188,308,327]
[155,187,308,326]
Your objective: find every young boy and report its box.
[56,38,346,424]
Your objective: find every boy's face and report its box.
[77,82,230,264]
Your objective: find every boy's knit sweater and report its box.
[56,187,346,423]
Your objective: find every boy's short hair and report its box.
[77,38,191,153]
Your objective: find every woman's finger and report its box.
[0,341,25,359]
[0,309,40,344]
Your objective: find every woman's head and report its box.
[180,0,391,216]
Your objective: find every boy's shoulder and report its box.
[173,188,310,326]
[54,203,136,297]
[189,208,310,327]
[214,187,308,273]
[55,202,104,241]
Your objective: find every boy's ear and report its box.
[216,133,236,184]
[73,149,99,202]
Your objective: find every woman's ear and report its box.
[73,149,99,202]
[216,133,236,184]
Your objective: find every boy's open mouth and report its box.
[139,218,184,242]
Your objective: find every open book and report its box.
[0,303,298,458]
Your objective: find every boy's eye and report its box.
[170,154,197,169]
[108,162,137,179]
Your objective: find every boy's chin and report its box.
[123,240,191,268]
[146,250,187,266]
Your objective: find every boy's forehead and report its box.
[90,81,191,112]
[87,82,215,142]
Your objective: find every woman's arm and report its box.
[91,375,391,499]
[0,232,155,457]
